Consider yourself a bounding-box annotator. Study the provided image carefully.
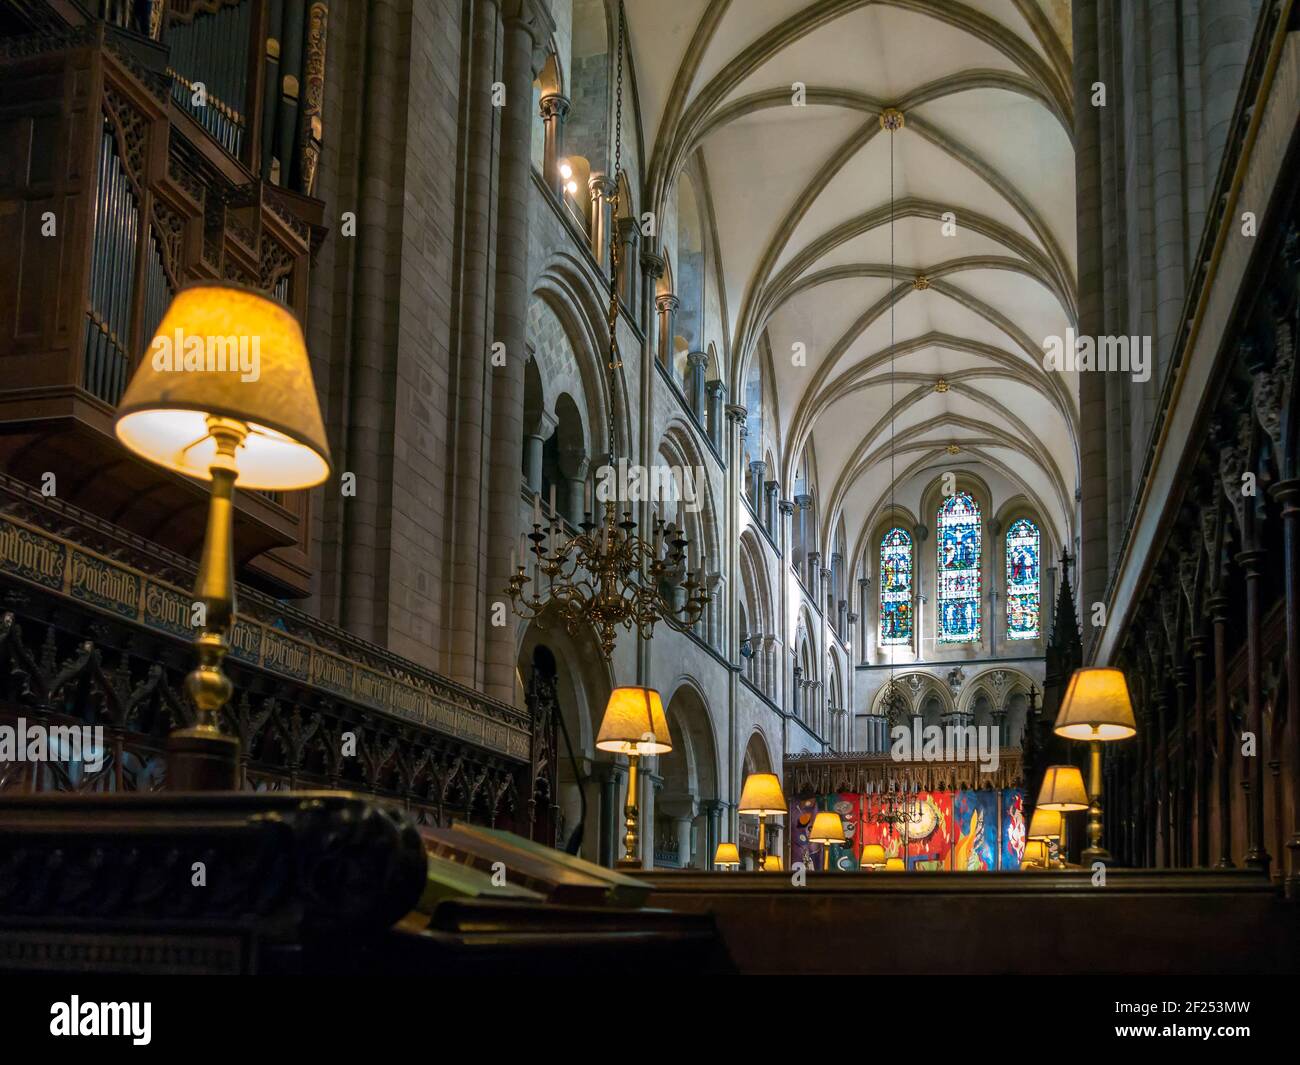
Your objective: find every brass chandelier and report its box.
[507,2,710,659]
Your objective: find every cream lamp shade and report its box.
[808,811,846,845]
[1053,667,1138,741]
[115,283,331,490]
[1036,765,1089,811]
[763,854,782,872]
[595,686,672,755]
[737,772,786,816]
[884,857,905,871]
[713,842,740,867]
[1022,840,1050,867]
[1027,807,1062,840]
[861,844,886,867]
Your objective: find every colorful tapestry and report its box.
[826,793,860,871]
[789,795,821,870]
[1001,789,1027,870]
[856,790,953,869]
[787,789,1026,871]
[952,789,999,870]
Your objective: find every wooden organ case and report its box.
[0,1,329,597]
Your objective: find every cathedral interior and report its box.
[0,0,1299,1007]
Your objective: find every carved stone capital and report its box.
[640,251,666,279]
[588,171,617,199]
[501,0,558,75]
[538,92,570,121]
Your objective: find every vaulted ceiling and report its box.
[626,0,1078,563]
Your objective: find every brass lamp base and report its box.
[167,728,240,791]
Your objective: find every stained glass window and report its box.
[1005,517,1040,640]
[879,527,913,646]
[937,492,981,642]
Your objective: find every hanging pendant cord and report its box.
[606,1,625,470]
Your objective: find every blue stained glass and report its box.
[1005,517,1040,640]
[937,492,981,643]
[879,527,913,646]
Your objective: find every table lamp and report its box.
[596,686,671,867]
[861,843,886,870]
[1054,667,1137,862]
[1027,807,1062,867]
[114,283,331,790]
[738,772,786,871]
[763,853,783,872]
[1036,765,1089,867]
[884,856,905,872]
[713,842,740,871]
[809,810,846,872]
[1022,839,1050,869]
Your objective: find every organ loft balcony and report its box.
[0,3,328,598]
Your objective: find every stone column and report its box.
[794,494,812,563]
[559,446,589,527]
[1199,0,1254,193]
[763,634,777,697]
[702,799,723,870]
[617,216,640,310]
[485,0,556,703]
[1272,480,1300,896]
[1207,592,1233,867]
[1073,0,1109,660]
[806,550,820,593]
[641,768,661,870]
[660,794,697,869]
[764,480,778,534]
[748,459,766,511]
[687,350,708,420]
[592,761,624,868]
[992,708,1008,749]
[655,292,679,372]
[673,817,693,868]
[987,519,1001,656]
[915,593,927,659]
[538,92,570,197]
[523,409,557,495]
[440,0,502,680]
[641,251,665,339]
[1237,547,1270,873]
[706,379,726,450]
[588,171,616,270]
[858,576,870,661]
[779,499,795,553]
[792,664,803,720]
[706,572,723,645]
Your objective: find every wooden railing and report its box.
[0,473,535,828]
